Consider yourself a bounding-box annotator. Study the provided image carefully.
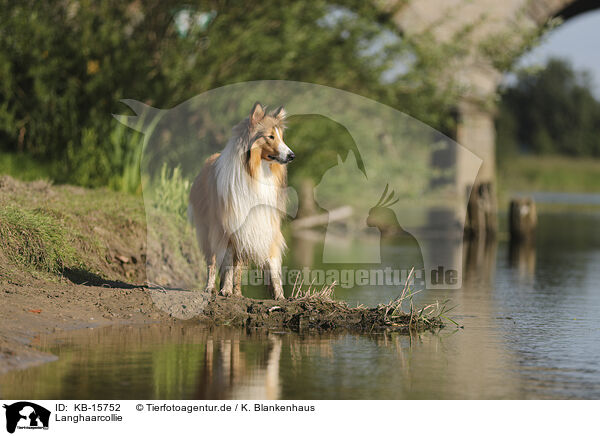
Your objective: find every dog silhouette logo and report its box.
[3,402,50,434]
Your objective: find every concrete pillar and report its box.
[457,100,498,237]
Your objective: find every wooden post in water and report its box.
[509,197,537,242]
[465,182,497,238]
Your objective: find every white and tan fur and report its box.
[189,102,294,299]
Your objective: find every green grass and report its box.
[498,155,600,194]
[0,177,146,280]
[149,164,191,219]
[0,118,144,194]
[0,153,55,182]
[0,175,203,288]
[0,206,78,273]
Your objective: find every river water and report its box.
[1,200,599,399]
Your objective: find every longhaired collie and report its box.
[189,102,295,299]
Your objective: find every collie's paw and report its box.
[219,288,233,297]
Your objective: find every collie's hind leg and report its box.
[233,257,244,296]
[205,254,217,293]
[219,245,234,296]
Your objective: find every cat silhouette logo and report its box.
[3,402,50,434]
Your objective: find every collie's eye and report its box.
[268,135,274,140]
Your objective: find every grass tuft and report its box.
[382,267,460,330]
[289,272,336,301]
[0,206,78,273]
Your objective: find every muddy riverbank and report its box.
[0,177,442,374]
[0,279,443,374]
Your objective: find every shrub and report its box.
[150,164,191,219]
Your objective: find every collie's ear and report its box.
[272,106,287,121]
[249,102,265,126]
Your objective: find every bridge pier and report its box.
[456,100,498,238]
[389,0,584,239]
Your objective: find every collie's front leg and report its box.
[205,254,217,293]
[268,236,285,299]
[219,246,234,296]
[267,234,285,300]
[267,256,284,300]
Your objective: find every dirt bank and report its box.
[0,279,171,374]
[0,176,173,374]
[196,294,443,332]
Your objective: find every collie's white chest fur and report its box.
[215,144,280,264]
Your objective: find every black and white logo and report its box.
[3,402,50,434]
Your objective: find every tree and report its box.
[496,58,600,161]
[0,0,463,189]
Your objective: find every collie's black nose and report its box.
[287,152,295,162]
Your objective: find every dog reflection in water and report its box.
[196,334,282,399]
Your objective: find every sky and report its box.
[514,9,600,96]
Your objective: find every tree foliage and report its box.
[0,0,462,189]
[496,58,600,162]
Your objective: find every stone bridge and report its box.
[384,0,593,234]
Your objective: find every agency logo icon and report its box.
[115,80,482,317]
[2,402,50,434]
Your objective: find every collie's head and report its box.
[244,102,295,165]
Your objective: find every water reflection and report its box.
[508,239,536,281]
[0,325,501,399]
[0,210,599,399]
[197,332,282,399]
